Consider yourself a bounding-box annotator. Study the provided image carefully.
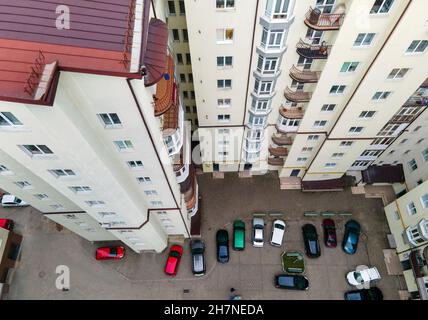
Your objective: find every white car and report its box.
[346,267,381,286]
[1,195,29,207]
[270,219,286,247]
[252,217,264,248]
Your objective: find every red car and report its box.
[322,219,337,248]
[0,219,14,231]
[95,246,125,260]
[164,245,183,277]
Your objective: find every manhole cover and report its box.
[38,271,46,278]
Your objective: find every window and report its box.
[297,56,313,70]
[217,56,233,67]
[69,186,92,194]
[0,165,13,175]
[422,149,428,161]
[150,201,163,207]
[352,160,370,167]
[406,40,428,54]
[127,160,144,169]
[409,159,418,171]
[321,104,335,112]
[261,28,284,50]
[49,169,76,178]
[340,141,354,147]
[257,56,278,75]
[0,112,22,127]
[305,28,323,45]
[176,53,183,64]
[217,79,232,89]
[167,1,176,15]
[378,123,400,136]
[216,28,234,44]
[98,113,122,128]
[413,126,422,132]
[302,147,313,152]
[332,153,345,158]
[265,0,291,19]
[98,212,117,218]
[372,91,391,101]
[354,33,375,47]
[137,177,152,184]
[371,137,393,146]
[325,163,337,168]
[387,68,410,79]
[183,91,188,99]
[191,91,195,99]
[330,85,346,94]
[359,111,376,119]
[340,62,359,73]
[179,1,185,14]
[172,29,180,41]
[188,73,193,83]
[182,29,188,42]
[297,157,308,162]
[251,99,269,112]
[249,114,266,126]
[114,140,134,151]
[416,139,425,144]
[180,73,186,82]
[361,150,382,157]
[34,194,49,200]
[15,181,32,189]
[349,126,364,134]
[307,135,319,141]
[254,79,273,95]
[406,202,417,216]
[20,144,54,157]
[421,194,428,209]
[370,0,394,14]
[50,204,64,211]
[313,120,327,128]
[216,0,235,9]
[400,139,408,144]
[218,114,231,122]
[186,53,191,65]
[218,99,231,108]
[85,200,105,208]
[144,190,158,196]
[218,128,230,134]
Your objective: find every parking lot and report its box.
[5,173,401,299]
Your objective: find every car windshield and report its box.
[346,292,363,300]
[354,272,363,283]
[219,245,228,257]
[275,224,285,230]
[309,240,318,253]
[278,276,294,287]
[109,248,117,256]
[170,251,180,258]
[193,254,203,271]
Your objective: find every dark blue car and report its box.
[216,229,229,263]
[342,220,361,255]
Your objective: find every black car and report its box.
[190,240,206,276]
[275,274,309,290]
[216,229,229,263]
[344,287,383,300]
[302,224,321,258]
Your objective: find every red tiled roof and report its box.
[153,55,176,116]
[0,0,150,104]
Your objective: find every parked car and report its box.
[302,224,321,258]
[95,246,125,261]
[274,274,309,290]
[216,229,229,263]
[233,220,245,251]
[252,217,264,248]
[342,219,361,255]
[0,218,14,231]
[344,287,383,300]
[322,219,337,248]
[164,245,183,277]
[190,240,206,276]
[346,266,381,286]
[270,219,286,247]
[1,195,29,207]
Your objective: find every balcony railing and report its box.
[269,147,288,157]
[268,157,285,166]
[284,87,311,103]
[279,106,304,119]
[296,39,331,59]
[272,134,293,146]
[304,6,345,31]
[289,65,321,83]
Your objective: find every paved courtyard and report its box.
[5,173,401,299]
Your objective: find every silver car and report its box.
[252,217,265,248]
[190,240,206,276]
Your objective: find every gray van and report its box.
[191,240,206,276]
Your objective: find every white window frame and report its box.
[218,99,232,108]
[370,0,395,14]
[348,126,364,135]
[217,79,232,89]
[49,169,77,179]
[420,194,428,209]
[353,33,376,47]
[359,111,376,119]
[406,40,428,54]
[321,104,335,112]
[251,99,270,112]
[15,181,32,189]
[114,140,134,152]
[0,112,23,128]
[257,55,279,75]
[407,202,417,216]
[144,190,158,196]
[330,85,346,95]
[254,79,273,95]
[216,0,235,9]
[261,28,285,50]
[313,120,327,128]
[307,135,319,141]
[265,0,292,20]
[340,141,354,147]
[0,165,13,176]
[340,62,359,73]
[216,28,234,44]
[20,144,54,158]
[137,176,152,184]
[85,200,105,208]
[372,91,391,101]
[127,160,144,170]
[387,68,410,80]
[217,56,233,68]
[422,148,428,162]
[98,113,122,128]
[218,114,231,123]
[69,186,92,194]
[409,159,418,171]
[34,193,49,200]
[324,163,337,168]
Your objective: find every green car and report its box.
[233,220,246,250]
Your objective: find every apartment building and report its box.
[384,181,428,299]
[165,0,199,132]
[185,0,428,187]
[0,0,198,253]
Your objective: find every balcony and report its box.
[304,6,345,31]
[163,100,184,156]
[296,39,331,59]
[153,55,176,116]
[284,88,311,103]
[269,147,288,157]
[268,157,284,166]
[289,65,320,83]
[272,134,293,146]
[279,106,304,119]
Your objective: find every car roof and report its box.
[2,195,15,202]
[253,217,264,225]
